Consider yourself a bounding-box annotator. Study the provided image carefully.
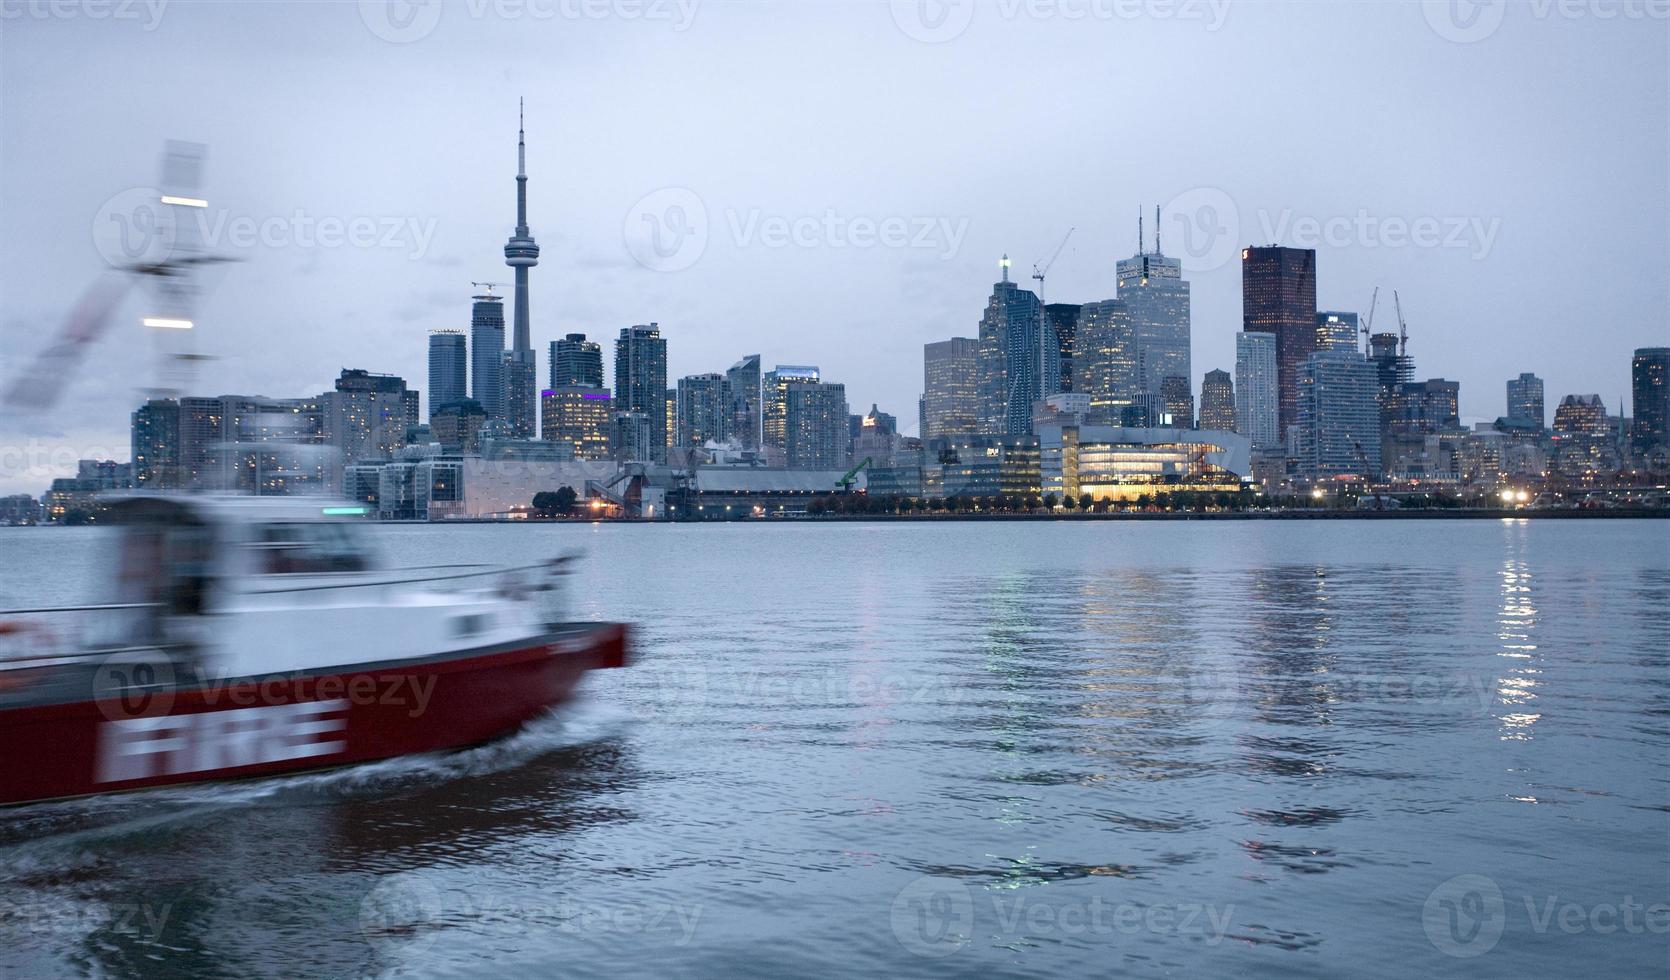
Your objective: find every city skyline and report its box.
[2,3,1666,495]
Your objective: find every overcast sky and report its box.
[2,0,1666,494]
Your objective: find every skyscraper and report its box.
[676,373,729,448]
[786,381,849,469]
[1316,311,1358,351]
[470,291,505,419]
[977,255,1049,436]
[762,364,820,461]
[922,337,980,440]
[550,333,604,390]
[613,323,668,463]
[1234,332,1279,451]
[1507,372,1545,428]
[726,354,762,450]
[131,398,181,488]
[1296,348,1381,480]
[540,387,612,460]
[1242,246,1318,435]
[1630,348,1669,454]
[502,99,541,440]
[1199,368,1236,432]
[1160,375,1194,429]
[1117,213,1191,415]
[324,369,411,467]
[1044,303,1083,394]
[428,330,467,418]
[1076,298,1137,424]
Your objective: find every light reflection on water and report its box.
[0,518,1666,978]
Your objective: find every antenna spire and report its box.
[1155,204,1161,255]
[1137,208,1143,256]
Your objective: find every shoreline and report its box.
[378,508,1669,524]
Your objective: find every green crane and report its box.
[836,457,872,492]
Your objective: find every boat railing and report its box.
[242,557,575,596]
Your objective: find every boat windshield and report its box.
[250,521,371,575]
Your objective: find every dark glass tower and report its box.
[550,333,604,389]
[503,98,540,438]
[1241,246,1317,436]
[614,324,669,463]
[428,330,467,418]
[470,292,505,418]
[1632,348,1670,454]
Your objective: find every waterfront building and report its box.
[676,373,729,448]
[470,291,506,419]
[324,369,411,470]
[427,330,467,418]
[0,495,41,524]
[610,410,654,463]
[550,333,604,390]
[1199,369,1236,433]
[613,324,668,463]
[540,387,613,461]
[1631,348,1670,455]
[1076,298,1138,424]
[1242,246,1317,434]
[1116,220,1191,413]
[1507,371,1544,428]
[502,99,541,440]
[926,434,1040,499]
[1234,332,1279,451]
[786,381,849,470]
[431,399,488,454]
[1553,393,1612,439]
[1037,423,1249,502]
[726,354,762,450]
[1295,348,1382,480]
[132,397,181,488]
[922,337,981,440]
[977,256,1050,436]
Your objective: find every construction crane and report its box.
[1030,227,1075,304]
[1032,228,1074,396]
[471,281,503,295]
[1361,286,1379,351]
[1393,289,1409,358]
[835,457,872,492]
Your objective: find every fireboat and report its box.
[0,494,628,806]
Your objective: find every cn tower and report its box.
[503,97,540,436]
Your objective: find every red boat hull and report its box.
[0,623,627,806]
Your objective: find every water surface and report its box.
[1,519,1666,978]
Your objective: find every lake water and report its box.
[1,519,1667,978]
